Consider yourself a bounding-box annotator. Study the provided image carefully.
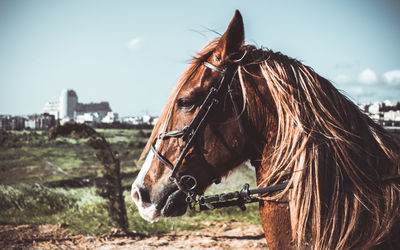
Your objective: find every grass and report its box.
[0,128,261,236]
[0,129,147,184]
[0,165,260,236]
[0,184,78,225]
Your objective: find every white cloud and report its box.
[333,74,351,84]
[383,70,400,86]
[358,68,377,85]
[127,37,142,51]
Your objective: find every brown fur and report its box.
[140,11,400,249]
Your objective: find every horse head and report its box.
[131,11,255,222]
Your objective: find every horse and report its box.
[131,10,400,249]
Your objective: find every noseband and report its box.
[151,61,238,193]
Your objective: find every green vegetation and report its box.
[0,129,148,185]
[0,184,259,236]
[0,128,260,236]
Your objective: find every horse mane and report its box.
[237,46,400,248]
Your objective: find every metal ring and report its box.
[169,175,176,183]
[179,175,197,191]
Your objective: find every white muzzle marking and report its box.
[131,151,160,222]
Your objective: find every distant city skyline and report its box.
[1,0,399,116]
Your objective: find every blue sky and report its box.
[1,0,399,116]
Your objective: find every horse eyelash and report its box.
[177,98,196,111]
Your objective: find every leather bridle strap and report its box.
[204,62,224,73]
[150,61,237,192]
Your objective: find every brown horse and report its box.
[131,10,400,249]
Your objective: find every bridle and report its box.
[150,60,288,211]
[150,60,400,212]
[151,61,238,192]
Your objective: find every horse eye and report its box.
[177,98,196,111]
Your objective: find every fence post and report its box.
[48,123,128,232]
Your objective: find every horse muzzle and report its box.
[131,182,187,222]
[159,189,187,217]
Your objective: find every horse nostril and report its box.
[131,184,152,204]
[132,188,140,203]
[138,187,151,204]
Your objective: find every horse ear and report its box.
[215,10,244,62]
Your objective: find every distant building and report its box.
[76,102,111,119]
[76,112,100,124]
[0,115,26,130]
[368,102,381,114]
[59,89,78,121]
[43,102,60,120]
[122,115,157,125]
[384,110,400,121]
[25,113,56,130]
[102,112,119,123]
[0,116,5,130]
[364,101,400,127]
[43,89,117,124]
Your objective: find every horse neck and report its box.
[243,80,293,249]
[239,71,279,184]
[245,65,400,248]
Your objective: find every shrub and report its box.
[0,184,77,216]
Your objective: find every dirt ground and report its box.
[0,222,268,249]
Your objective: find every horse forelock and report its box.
[238,46,400,249]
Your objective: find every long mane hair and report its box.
[143,39,400,248]
[238,46,400,248]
